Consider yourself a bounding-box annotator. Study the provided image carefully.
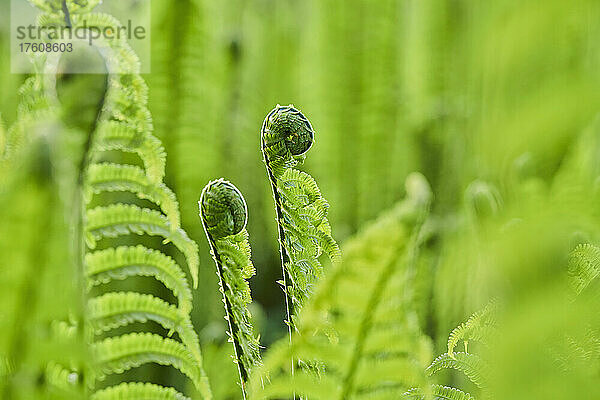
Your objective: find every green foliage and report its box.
[91,382,191,400]
[568,244,600,295]
[200,179,262,395]
[447,301,497,357]
[249,173,433,399]
[403,385,475,400]
[426,353,486,390]
[261,104,341,330]
[85,246,193,314]
[0,2,211,399]
[4,1,600,400]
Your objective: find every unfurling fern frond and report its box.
[200,179,262,398]
[14,2,214,398]
[261,104,341,332]
[249,173,433,399]
[568,243,600,295]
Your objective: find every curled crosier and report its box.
[200,179,247,240]
[261,104,314,161]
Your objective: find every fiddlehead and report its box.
[261,104,341,334]
[262,104,314,177]
[200,179,262,398]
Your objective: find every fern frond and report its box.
[200,179,261,394]
[85,245,192,314]
[261,104,341,332]
[426,353,487,389]
[249,173,433,399]
[94,333,202,388]
[30,0,101,14]
[85,204,198,288]
[91,382,190,400]
[568,243,600,295]
[16,3,211,399]
[86,162,180,228]
[447,300,498,357]
[88,292,202,362]
[94,121,166,184]
[403,384,475,400]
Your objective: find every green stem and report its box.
[202,227,249,399]
[262,147,297,396]
[61,0,72,27]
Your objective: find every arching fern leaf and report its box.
[16,2,213,398]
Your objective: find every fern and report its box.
[91,382,191,400]
[568,244,600,295]
[405,300,497,399]
[85,204,199,287]
[261,104,341,332]
[85,246,193,314]
[249,173,433,399]
[403,385,475,400]
[447,300,498,357]
[200,179,262,398]
[8,2,214,398]
[426,353,487,389]
[86,162,180,228]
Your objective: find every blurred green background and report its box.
[2,0,600,399]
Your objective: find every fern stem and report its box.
[203,232,249,399]
[262,144,297,396]
[264,162,295,338]
[73,74,108,390]
[61,0,72,27]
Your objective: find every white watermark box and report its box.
[11,0,151,74]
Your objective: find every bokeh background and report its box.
[2,1,600,399]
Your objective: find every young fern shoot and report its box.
[261,104,341,333]
[200,179,262,398]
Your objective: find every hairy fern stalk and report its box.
[12,2,213,399]
[199,179,262,398]
[261,104,341,333]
